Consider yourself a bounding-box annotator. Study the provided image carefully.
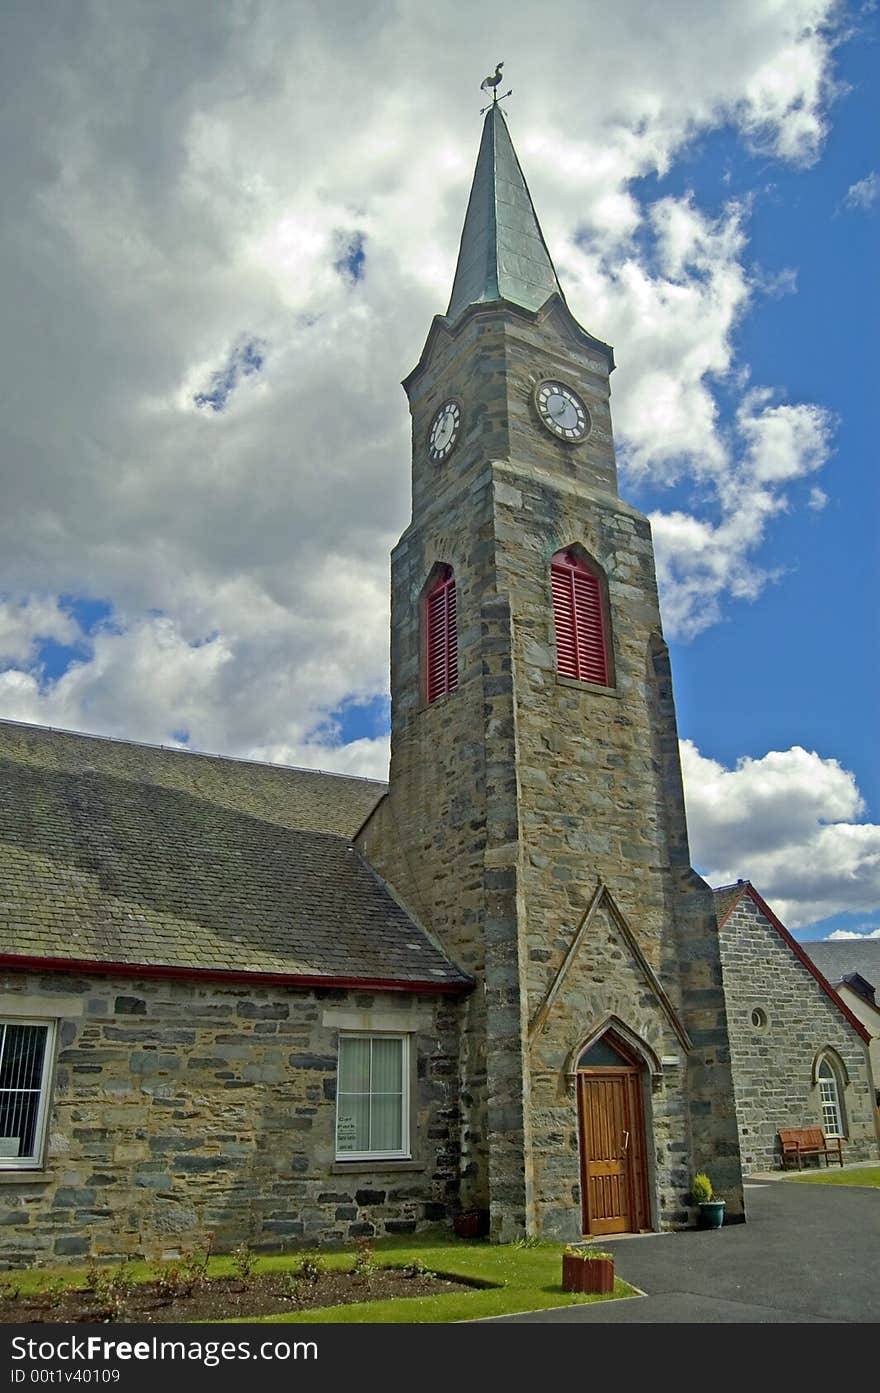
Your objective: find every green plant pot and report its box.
[699,1200,725,1230]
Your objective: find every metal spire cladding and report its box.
[445,103,566,324]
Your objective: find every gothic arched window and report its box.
[816,1054,846,1138]
[425,565,458,703]
[551,548,610,686]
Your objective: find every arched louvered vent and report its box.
[551,549,609,686]
[426,567,458,703]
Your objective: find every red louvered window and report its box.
[551,549,609,686]
[426,567,458,703]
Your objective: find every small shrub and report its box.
[279,1273,302,1303]
[180,1245,210,1285]
[41,1278,67,1310]
[231,1242,256,1286]
[156,1263,193,1304]
[295,1254,323,1284]
[400,1256,434,1279]
[512,1234,541,1249]
[86,1265,134,1321]
[562,1245,612,1261]
[351,1242,374,1277]
[692,1172,713,1204]
[0,1279,21,1303]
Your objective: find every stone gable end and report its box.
[719,895,878,1171]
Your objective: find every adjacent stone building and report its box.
[3,99,873,1269]
[803,940,880,1104]
[715,882,878,1173]
[0,722,467,1264]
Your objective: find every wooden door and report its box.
[578,1070,647,1235]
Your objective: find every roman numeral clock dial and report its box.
[535,380,590,442]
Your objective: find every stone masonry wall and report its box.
[362,297,745,1238]
[359,308,534,1238]
[719,897,879,1172]
[0,971,461,1268]
[493,305,744,1231]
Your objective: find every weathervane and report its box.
[480,61,512,114]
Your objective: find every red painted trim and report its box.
[0,954,471,996]
[714,883,871,1044]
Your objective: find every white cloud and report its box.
[681,741,880,929]
[828,925,880,940]
[0,598,82,665]
[843,171,880,210]
[647,386,835,637]
[807,485,828,510]
[0,0,849,771]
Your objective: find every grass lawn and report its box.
[785,1165,880,1188]
[250,1237,634,1323]
[2,1233,635,1324]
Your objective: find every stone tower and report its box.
[358,102,745,1239]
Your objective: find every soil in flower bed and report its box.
[0,1268,474,1323]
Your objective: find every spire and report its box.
[445,104,565,324]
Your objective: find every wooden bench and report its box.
[778,1126,844,1169]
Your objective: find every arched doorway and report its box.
[576,1031,650,1235]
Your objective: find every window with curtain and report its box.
[335,1035,409,1160]
[551,548,610,686]
[0,1019,55,1169]
[425,567,458,703]
[817,1056,845,1138]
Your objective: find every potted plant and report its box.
[692,1171,725,1229]
[561,1245,615,1294]
[453,1209,490,1239]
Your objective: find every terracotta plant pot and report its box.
[453,1209,490,1239]
[562,1252,615,1294]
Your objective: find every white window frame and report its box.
[817,1056,845,1139]
[335,1033,410,1162]
[0,1018,56,1170]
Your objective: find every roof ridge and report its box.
[0,715,389,787]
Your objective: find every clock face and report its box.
[428,400,461,461]
[535,380,590,442]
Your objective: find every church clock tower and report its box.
[358,98,745,1239]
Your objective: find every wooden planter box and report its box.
[562,1253,615,1294]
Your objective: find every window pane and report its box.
[370,1094,402,1152]
[0,1024,49,1161]
[0,1094,40,1158]
[0,1025,47,1091]
[336,1036,407,1157]
[336,1095,370,1153]
[338,1037,370,1094]
[371,1038,402,1094]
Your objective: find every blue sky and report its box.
[634,29,879,937]
[0,0,877,941]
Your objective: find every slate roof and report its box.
[712,881,747,928]
[446,104,565,323]
[0,719,468,990]
[801,940,880,994]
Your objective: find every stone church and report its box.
[0,103,874,1267]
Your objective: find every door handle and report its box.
[622,1130,630,1153]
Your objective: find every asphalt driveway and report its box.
[497,1180,880,1322]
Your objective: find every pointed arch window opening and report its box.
[426,566,459,704]
[577,1034,637,1070]
[551,549,610,687]
[816,1055,846,1139]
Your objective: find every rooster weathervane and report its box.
[480,61,512,114]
